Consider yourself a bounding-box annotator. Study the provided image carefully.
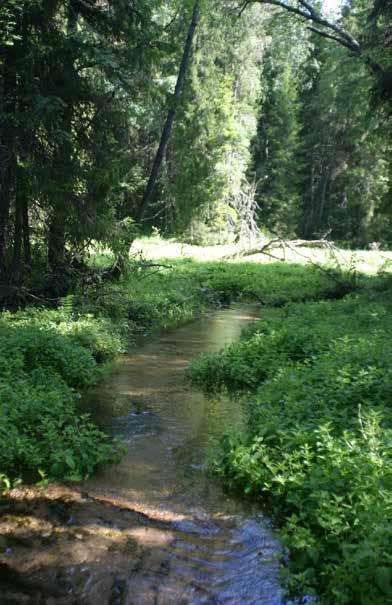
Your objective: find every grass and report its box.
[187,272,392,604]
[0,254,336,490]
[130,235,392,275]
[2,239,392,605]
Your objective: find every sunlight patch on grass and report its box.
[130,237,392,275]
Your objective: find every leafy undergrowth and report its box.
[174,259,338,306]
[188,279,392,604]
[0,310,123,487]
[0,258,350,490]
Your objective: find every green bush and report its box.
[0,371,117,482]
[0,325,97,388]
[0,258,349,495]
[1,307,127,362]
[188,295,392,391]
[0,308,125,487]
[178,260,335,305]
[189,287,392,604]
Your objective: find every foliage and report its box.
[0,258,214,486]
[0,0,390,296]
[298,31,390,245]
[249,10,390,246]
[0,316,119,483]
[251,20,305,236]
[160,2,263,235]
[0,371,116,482]
[180,259,336,306]
[0,0,186,287]
[0,256,338,487]
[189,277,392,604]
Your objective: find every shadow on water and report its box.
[0,305,306,604]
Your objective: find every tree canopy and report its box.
[0,0,390,298]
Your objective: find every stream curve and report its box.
[0,305,289,605]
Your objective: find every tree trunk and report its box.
[11,190,23,284]
[317,171,330,227]
[138,0,201,221]
[0,50,17,280]
[22,195,31,266]
[47,215,67,275]
[10,9,30,286]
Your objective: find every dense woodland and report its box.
[0,0,391,297]
[1,2,392,604]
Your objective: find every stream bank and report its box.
[0,304,292,604]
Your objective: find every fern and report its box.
[58,294,75,317]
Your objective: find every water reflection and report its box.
[79,305,292,603]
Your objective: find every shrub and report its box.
[0,371,118,482]
[0,258,353,494]
[0,308,125,487]
[0,324,97,388]
[188,295,392,391]
[189,285,392,604]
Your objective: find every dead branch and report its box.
[224,237,333,260]
[137,261,173,270]
[240,237,283,257]
[225,235,355,284]
[239,0,362,55]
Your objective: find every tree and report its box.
[0,0,181,295]
[248,9,389,244]
[139,0,201,221]
[297,30,389,244]
[239,0,392,108]
[161,0,263,238]
[250,21,305,235]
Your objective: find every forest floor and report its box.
[1,241,391,604]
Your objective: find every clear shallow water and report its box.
[82,304,289,604]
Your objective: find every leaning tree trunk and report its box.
[22,195,31,266]
[10,8,30,287]
[138,0,201,221]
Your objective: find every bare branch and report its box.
[298,0,317,18]
[243,0,362,54]
[307,26,360,52]
[238,0,251,15]
[259,0,318,22]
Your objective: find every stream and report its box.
[0,305,290,605]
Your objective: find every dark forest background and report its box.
[0,0,391,295]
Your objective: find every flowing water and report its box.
[0,305,291,605]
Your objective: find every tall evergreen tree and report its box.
[250,24,304,236]
[160,1,263,236]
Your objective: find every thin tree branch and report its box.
[243,0,362,54]
[307,26,360,52]
[238,0,251,15]
[138,0,201,221]
[297,0,316,17]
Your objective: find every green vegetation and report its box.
[0,1,390,296]
[0,261,207,488]
[0,257,337,489]
[188,272,392,604]
[0,307,122,488]
[1,0,391,599]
